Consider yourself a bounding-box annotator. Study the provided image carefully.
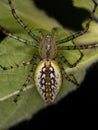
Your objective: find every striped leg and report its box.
[58,42,98,50]
[0,57,34,70]
[60,41,83,68]
[57,0,97,44]
[57,60,79,86]
[13,67,34,103]
[0,26,38,47]
[61,65,79,87]
[8,0,40,42]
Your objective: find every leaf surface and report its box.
[0,0,98,129]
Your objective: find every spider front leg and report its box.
[8,0,40,42]
[57,0,97,44]
[60,41,83,68]
[0,26,38,48]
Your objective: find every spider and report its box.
[0,0,98,104]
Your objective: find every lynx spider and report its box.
[0,0,97,104]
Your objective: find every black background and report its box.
[0,0,98,129]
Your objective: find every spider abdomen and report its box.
[34,60,62,104]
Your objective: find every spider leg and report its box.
[62,70,79,87]
[57,0,97,44]
[58,42,98,50]
[58,61,79,86]
[59,41,83,68]
[8,0,40,42]
[13,67,34,103]
[0,26,38,47]
[0,57,35,71]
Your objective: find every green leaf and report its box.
[0,0,98,129]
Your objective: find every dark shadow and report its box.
[0,30,6,41]
[34,0,92,31]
